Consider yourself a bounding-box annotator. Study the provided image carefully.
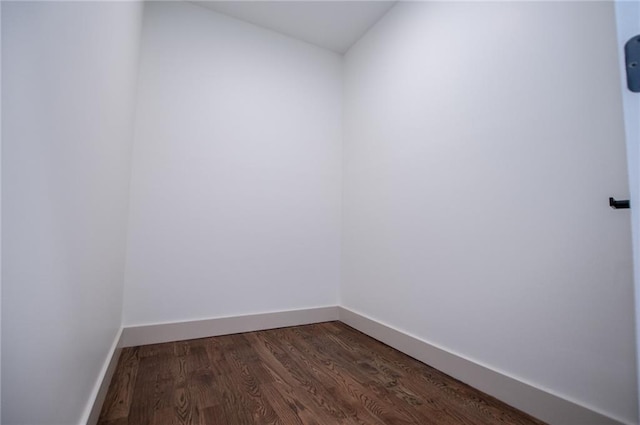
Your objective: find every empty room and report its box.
[2,1,639,424]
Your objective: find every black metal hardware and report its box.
[609,197,630,209]
[625,35,640,92]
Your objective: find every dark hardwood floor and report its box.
[98,321,546,425]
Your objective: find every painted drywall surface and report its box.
[342,2,638,423]
[192,1,396,54]
[1,2,142,424]
[615,1,640,421]
[1,3,3,420]
[123,2,342,326]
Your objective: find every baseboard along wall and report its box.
[83,306,631,425]
[81,328,124,425]
[337,307,629,425]
[120,306,340,347]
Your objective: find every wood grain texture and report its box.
[98,322,547,425]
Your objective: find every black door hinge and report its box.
[610,197,630,209]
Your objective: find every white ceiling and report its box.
[192,1,397,54]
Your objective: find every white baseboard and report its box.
[85,307,630,425]
[80,328,124,425]
[120,306,339,347]
[338,306,629,425]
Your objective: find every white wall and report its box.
[1,3,4,420]
[123,2,342,326]
[615,1,640,421]
[1,2,143,424]
[342,2,638,424]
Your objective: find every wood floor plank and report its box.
[263,328,389,425]
[328,322,540,425]
[270,327,416,425]
[313,327,480,424]
[98,322,546,425]
[247,331,353,424]
[201,405,227,423]
[287,326,445,425]
[259,382,310,425]
[127,346,175,425]
[220,335,282,425]
[204,338,256,425]
[98,347,140,423]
